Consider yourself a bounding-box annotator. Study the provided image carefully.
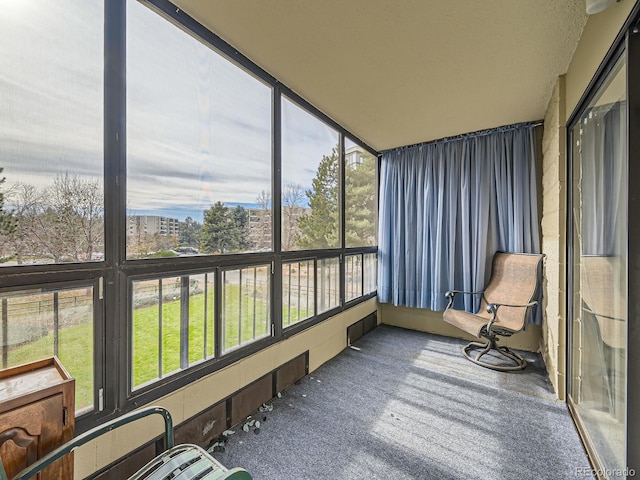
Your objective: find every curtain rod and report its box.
[384,120,544,154]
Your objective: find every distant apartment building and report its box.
[248,206,309,250]
[345,144,366,168]
[127,215,179,237]
[248,208,271,250]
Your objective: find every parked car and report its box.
[176,246,199,255]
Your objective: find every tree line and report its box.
[0,148,375,262]
[194,146,376,252]
[0,170,103,264]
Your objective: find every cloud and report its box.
[281,97,340,188]
[0,1,103,191]
[0,0,332,222]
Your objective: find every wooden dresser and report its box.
[0,357,75,479]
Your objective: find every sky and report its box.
[0,0,340,223]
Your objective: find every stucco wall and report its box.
[540,76,567,400]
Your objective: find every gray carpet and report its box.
[212,325,593,479]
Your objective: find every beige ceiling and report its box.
[170,0,588,152]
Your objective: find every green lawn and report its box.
[6,284,309,411]
[7,321,94,411]
[132,291,217,387]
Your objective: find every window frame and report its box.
[0,0,379,433]
[565,6,640,472]
[0,274,105,425]
[344,137,379,249]
[281,258,316,328]
[219,262,272,355]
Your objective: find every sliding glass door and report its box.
[568,49,627,474]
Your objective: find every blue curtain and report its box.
[378,123,541,319]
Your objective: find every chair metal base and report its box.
[462,337,527,372]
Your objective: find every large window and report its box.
[281,98,340,251]
[0,0,378,426]
[0,0,103,418]
[126,0,272,259]
[569,51,627,475]
[0,1,104,266]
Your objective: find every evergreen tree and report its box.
[296,147,339,249]
[178,216,202,246]
[200,202,233,254]
[345,154,377,246]
[200,202,252,253]
[231,205,252,250]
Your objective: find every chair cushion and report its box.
[443,308,488,338]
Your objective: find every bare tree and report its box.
[3,183,48,264]
[282,183,306,251]
[47,173,104,261]
[0,174,104,264]
[252,190,272,250]
[126,213,155,258]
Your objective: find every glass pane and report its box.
[363,253,378,294]
[281,98,340,250]
[317,257,340,313]
[132,272,215,389]
[345,254,363,302]
[282,260,314,327]
[188,273,215,365]
[249,193,272,251]
[345,138,377,247]
[127,1,272,259]
[570,53,627,473]
[0,1,104,266]
[0,286,94,414]
[132,279,160,387]
[161,277,182,377]
[222,266,270,353]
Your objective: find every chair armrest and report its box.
[485,301,538,334]
[445,290,484,298]
[485,300,538,314]
[445,290,485,309]
[8,406,174,480]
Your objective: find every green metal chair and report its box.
[443,252,544,371]
[0,406,251,480]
